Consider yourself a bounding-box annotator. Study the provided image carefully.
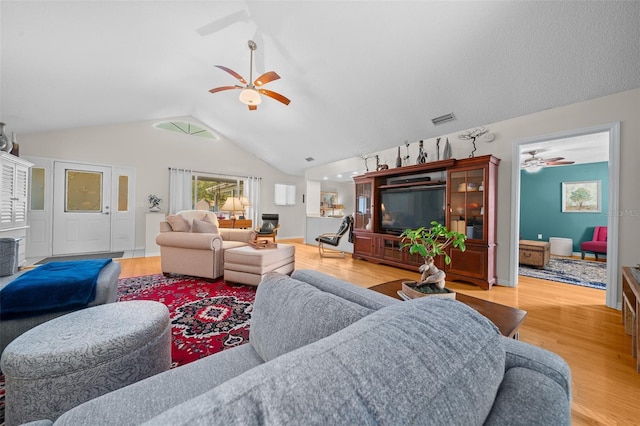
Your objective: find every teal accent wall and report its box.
[520,162,608,252]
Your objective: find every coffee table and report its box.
[369,279,527,339]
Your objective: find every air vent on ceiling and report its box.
[305,157,315,162]
[431,113,456,125]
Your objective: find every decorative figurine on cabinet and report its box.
[416,140,427,164]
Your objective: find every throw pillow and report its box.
[192,218,219,234]
[166,214,190,232]
[260,221,275,233]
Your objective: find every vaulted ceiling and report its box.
[1,1,639,176]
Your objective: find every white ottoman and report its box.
[549,237,573,257]
[224,244,295,286]
[0,300,171,425]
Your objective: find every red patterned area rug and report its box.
[118,274,256,367]
[0,274,256,424]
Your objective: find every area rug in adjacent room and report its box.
[118,274,256,367]
[519,257,606,290]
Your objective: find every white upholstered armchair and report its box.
[155,210,255,279]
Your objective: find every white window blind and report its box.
[275,184,296,206]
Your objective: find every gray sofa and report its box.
[24,270,571,425]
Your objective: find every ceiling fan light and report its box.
[239,88,262,105]
[526,165,543,173]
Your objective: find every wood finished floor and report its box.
[118,240,639,425]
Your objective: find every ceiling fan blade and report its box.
[543,157,565,163]
[214,65,247,84]
[196,10,251,36]
[248,105,257,111]
[208,85,242,94]
[254,71,280,87]
[259,89,291,105]
[546,161,575,166]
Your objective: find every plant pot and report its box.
[401,281,456,300]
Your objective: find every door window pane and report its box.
[118,175,129,212]
[66,170,102,212]
[30,167,45,210]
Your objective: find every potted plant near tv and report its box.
[399,221,467,299]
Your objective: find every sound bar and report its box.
[389,176,432,185]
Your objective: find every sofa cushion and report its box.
[192,218,218,234]
[484,367,571,425]
[166,214,190,232]
[176,210,219,228]
[144,297,505,425]
[292,270,398,310]
[249,272,373,362]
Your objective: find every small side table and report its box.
[519,240,550,268]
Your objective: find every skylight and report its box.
[154,121,218,139]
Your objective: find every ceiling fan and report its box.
[209,40,290,111]
[521,150,575,172]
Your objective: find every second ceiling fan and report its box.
[209,40,290,111]
[521,150,575,172]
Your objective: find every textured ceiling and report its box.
[1,1,638,176]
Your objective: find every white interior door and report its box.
[53,162,112,255]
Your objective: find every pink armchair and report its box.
[580,226,607,260]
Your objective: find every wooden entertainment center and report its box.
[352,154,500,289]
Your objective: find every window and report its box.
[65,170,102,212]
[30,167,45,211]
[117,175,129,211]
[192,173,245,214]
[154,121,218,139]
[275,184,296,206]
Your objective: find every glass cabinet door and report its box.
[448,168,486,241]
[354,179,373,231]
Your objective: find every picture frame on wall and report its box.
[562,180,601,212]
[320,192,338,208]
[320,191,338,217]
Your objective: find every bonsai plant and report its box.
[148,194,162,212]
[399,221,466,296]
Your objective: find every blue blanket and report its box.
[0,259,112,319]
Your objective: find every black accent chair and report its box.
[255,214,280,242]
[315,215,353,258]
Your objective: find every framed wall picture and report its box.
[562,180,601,212]
[320,192,338,208]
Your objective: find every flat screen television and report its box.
[379,185,446,235]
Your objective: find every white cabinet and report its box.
[0,152,33,267]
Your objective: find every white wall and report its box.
[307,88,640,288]
[19,116,307,249]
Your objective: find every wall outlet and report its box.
[537,234,543,240]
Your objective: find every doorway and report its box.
[510,123,620,309]
[53,162,112,255]
[25,157,136,258]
